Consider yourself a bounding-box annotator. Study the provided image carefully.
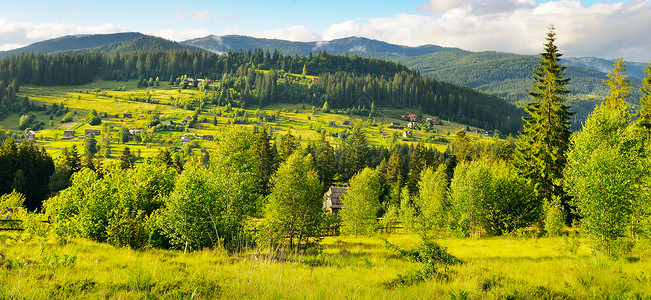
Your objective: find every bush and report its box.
[449,158,539,237]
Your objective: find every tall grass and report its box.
[1,231,649,299]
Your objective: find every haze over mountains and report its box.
[2,32,647,129]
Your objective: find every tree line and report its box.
[0,49,523,134]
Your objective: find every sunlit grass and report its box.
[1,230,649,299]
[7,80,494,158]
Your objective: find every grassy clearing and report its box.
[1,231,649,299]
[5,80,494,160]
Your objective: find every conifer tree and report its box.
[514,26,573,224]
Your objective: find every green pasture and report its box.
[1,231,649,299]
[6,80,494,159]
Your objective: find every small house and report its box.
[288,118,296,122]
[181,120,188,126]
[324,186,347,215]
[24,130,36,139]
[123,112,132,118]
[129,129,140,136]
[408,122,416,128]
[146,144,152,149]
[403,130,412,138]
[181,135,193,145]
[85,129,101,136]
[202,135,214,141]
[408,113,417,122]
[328,120,336,126]
[342,120,351,125]
[200,148,207,153]
[390,122,401,127]
[63,129,75,138]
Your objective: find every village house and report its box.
[324,186,347,215]
[181,135,193,145]
[123,112,132,118]
[408,122,416,128]
[202,135,214,141]
[24,130,36,139]
[129,129,140,136]
[342,120,351,125]
[408,113,417,122]
[85,129,101,136]
[403,130,412,138]
[288,118,296,122]
[390,122,401,127]
[63,129,75,138]
[328,120,336,126]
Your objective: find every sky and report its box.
[1,0,650,62]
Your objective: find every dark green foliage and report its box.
[0,138,54,210]
[85,110,102,125]
[514,27,573,225]
[255,127,276,196]
[342,124,369,181]
[120,147,134,169]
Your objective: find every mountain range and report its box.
[2,32,648,129]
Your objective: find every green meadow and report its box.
[4,79,491,161]
[1,230,650,299]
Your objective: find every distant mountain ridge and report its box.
[3,32,648,130]
[0,32,198,57]
[182,35,459,59]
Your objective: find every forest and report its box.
[0,48,523,134]
[2,28,651,298]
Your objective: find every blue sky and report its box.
[1,0,649,61]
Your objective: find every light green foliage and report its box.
[0,190,25,207]
[565,59,650,255]
[159,163,257,252]
[340,167,381,236]
[411,165,449,237]
[449,159,538,237]
[45,163,176,248]
[262,153,324,250]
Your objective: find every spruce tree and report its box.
[514,26,573,224]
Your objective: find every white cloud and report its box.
[250,25,322,42]
[150,28,212,42]
[313,0,651,62]
[173,9,215,23]
[0,18,122,51]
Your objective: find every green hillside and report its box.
[182,35,457,59]
[0,33,143,57]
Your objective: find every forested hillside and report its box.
[182,35,457,59]
[0,49,523,134]
[0,32,144,58]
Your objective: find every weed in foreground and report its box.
[382,239,462,288]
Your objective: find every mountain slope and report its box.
[90,35,201,53]
[0,32,143,57]
[0,33,199,57]
[182,35,458,59]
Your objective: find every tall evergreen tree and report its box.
[342,123,369,181]
[514,26,573,224]
[255,126,276,196]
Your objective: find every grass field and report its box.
[1,80,495,161]
[1,230,649,299]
